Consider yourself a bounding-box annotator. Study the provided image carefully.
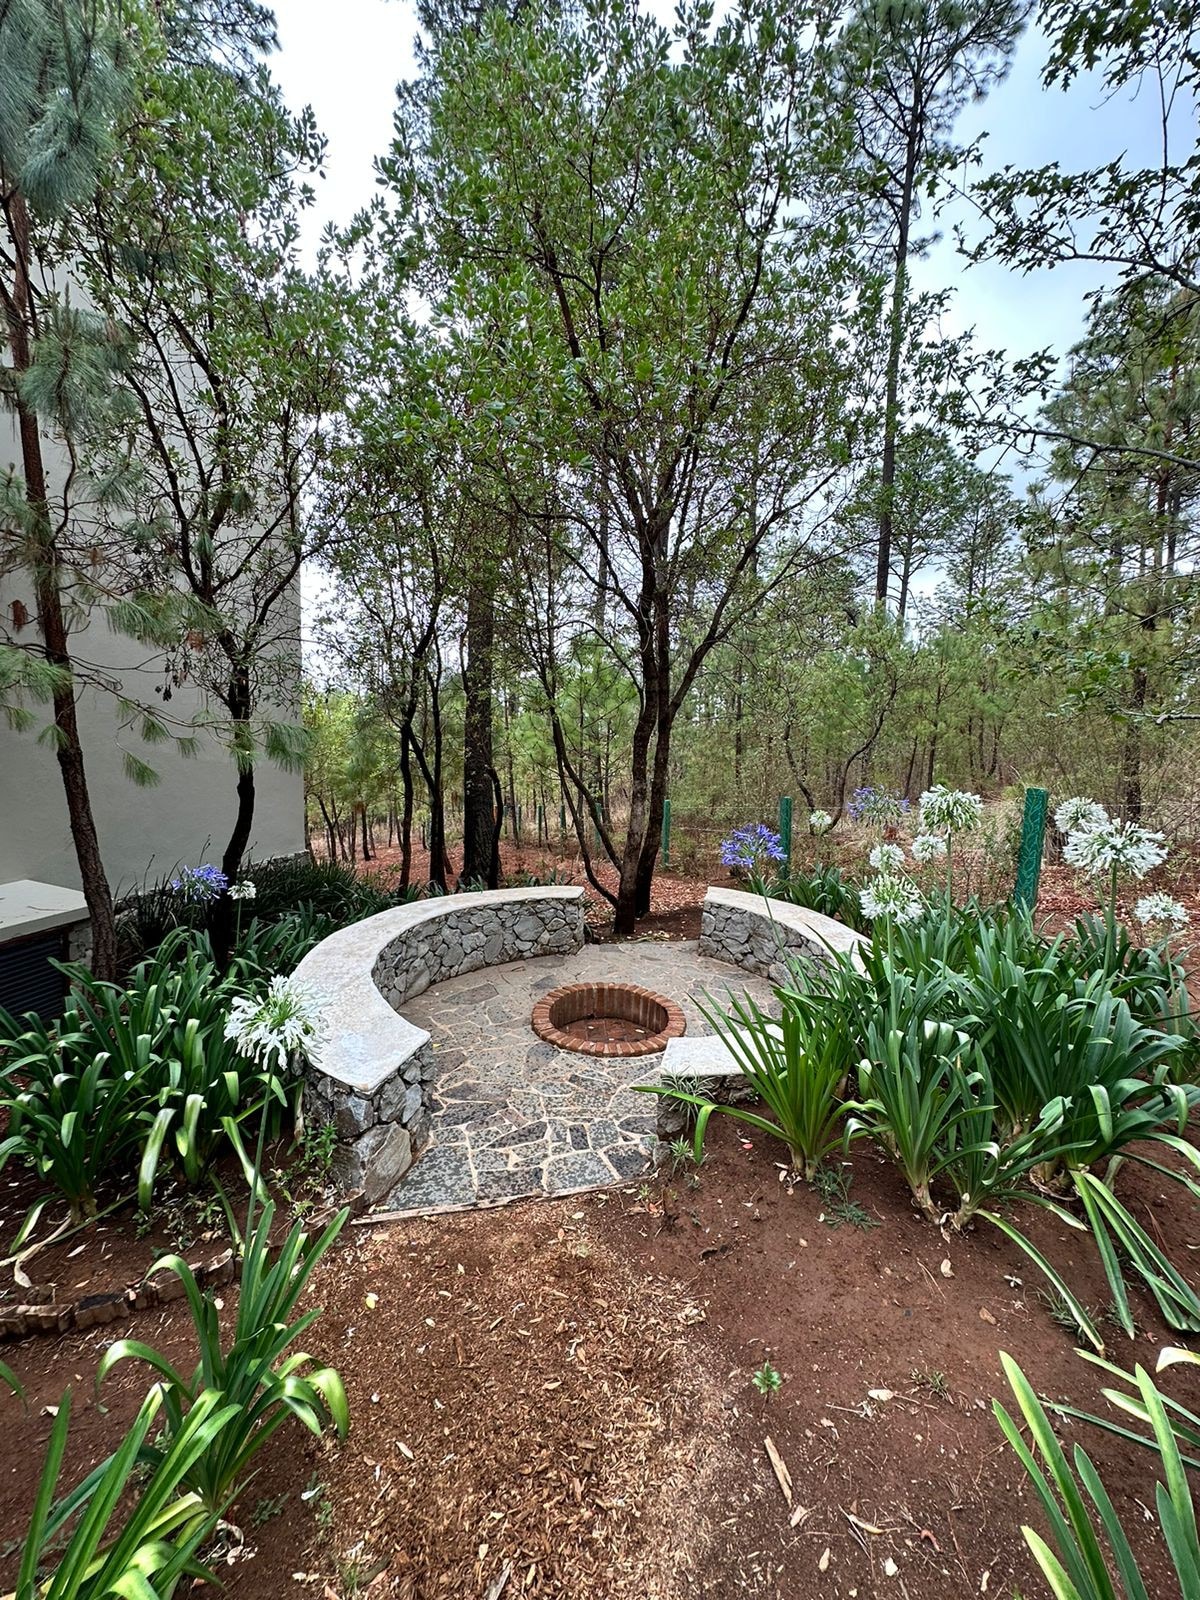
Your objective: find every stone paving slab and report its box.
[384,939,776,1209]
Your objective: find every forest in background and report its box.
[4,0,1196,954]
[304,0,1199,928]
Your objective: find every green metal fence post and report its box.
[661,798,671,867]
[778,795,793,876]
[1014,787,1049,910]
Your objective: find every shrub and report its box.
[778,898,1200,1347]
[646,986,856,1180]
[115,854,393,972]
[754,863,866,932]
[241,855,396,926]
[0,931,305,1233]
[0,1030,149,1227]
[223,909,338,987]
[16,1385,232,1600]
[98,1200,349,1514]
[996,1351,1200,1598]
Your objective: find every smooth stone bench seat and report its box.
[294,886,585,1201]
[653,1027,764,1143]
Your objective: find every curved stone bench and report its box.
[294,887,585,1201]
[698,886,865,986]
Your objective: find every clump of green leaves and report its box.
[752,1362,783,1399]
[98,1200,348,1514]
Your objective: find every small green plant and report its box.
[912,1368,950,1402]
[667,1137,700,1176]
[813,1163,879,1230]
[304,1471,335,1534]
[97,1200,350,1515]
[755,862,866,932]
[15,1385,234,1599]
[1035,1287,1105,1341]
[752,1361,783,1399]
[250,1491,289,1528]
[274,1120,338,1210]
[997,1350,1200,1597]
[642,984,857,1181]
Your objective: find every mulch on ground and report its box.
[4,1116,1199,1598]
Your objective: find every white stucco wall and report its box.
[0,433,306,898]
[0,597,306,896]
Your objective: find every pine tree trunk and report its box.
[876,117,919,607]
[7,193,117,978]
[213,675,256,966]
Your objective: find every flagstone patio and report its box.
[383,938,776,1211]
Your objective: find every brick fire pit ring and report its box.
[531,981,686,1058]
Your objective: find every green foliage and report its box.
[773,899,1200,1349]
[0,931,300,1235]
[847,1013,987,1221]
[223,910,338,988]
[645,985,857,1181]
[98,1201,349,1514]
[15,1385,232,1600]
[239,856,398,928]
[116,858,380,975]
[755,864,866,933]
[996,1351,1200,1599]
[0,1031,148,1227]
[752,1362,783,1399]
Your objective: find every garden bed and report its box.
[3,1116,1198,1598]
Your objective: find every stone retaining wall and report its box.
[698,887,864,988]
[294,887,585,1202]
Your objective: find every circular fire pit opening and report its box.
[531,982,686,1058]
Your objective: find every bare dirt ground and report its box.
[5,835,1199,1593]
[3,1117,1198,1599]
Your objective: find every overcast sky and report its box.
[271,0,1169,368]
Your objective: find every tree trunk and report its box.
[213,683,256,967]
[399,728,415,888]
[317,794,338,863]
[461,577,498,886]
[875,115,919,607]
[7,192,118,978]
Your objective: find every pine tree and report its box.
[0,0,144,977]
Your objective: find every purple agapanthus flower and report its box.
[720,823,787,874]
[170,863,229,903]
[847,786,909,827]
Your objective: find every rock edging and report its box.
[698,886,865,987]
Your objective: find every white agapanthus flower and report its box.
[869,842,906,872]
[227,880,257,901]
[1063,818,1168,880]
[860,873,924,925]
[1054,796,1109,836]
[225,975,327,1072]
[918,785,983,835]
[808,809,833,835]
[1134,892,1189,931]
[911,832,948,864]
